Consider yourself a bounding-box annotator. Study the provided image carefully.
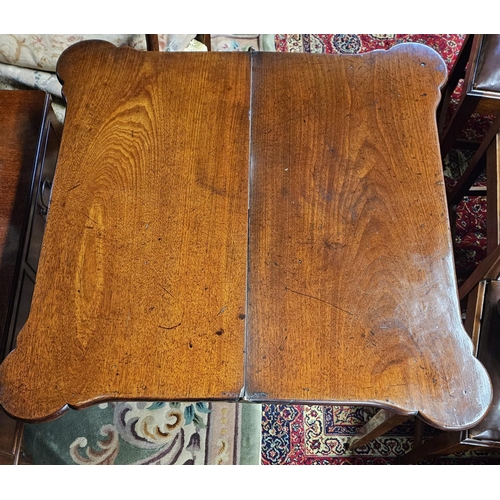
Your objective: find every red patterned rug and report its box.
[261,34,498,465]
[262,404,500,464]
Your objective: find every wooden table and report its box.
[0,41,492,445]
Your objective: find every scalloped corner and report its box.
[417,355,493,432]
[388,42,448,86]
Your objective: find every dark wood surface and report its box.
[246,48,492,431]
[145,34,159,52]
[0,42,493,432]
[459,239,500,301]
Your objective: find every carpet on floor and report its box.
[22,401,261,465]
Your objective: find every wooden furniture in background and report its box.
[145,34,160,52]
[0,90,60,464]
[438,34,500,254]
[0,91,60,360]
[0,43,492,448]
[0,408,24,465]
[195,34,211,51]
[146,34,211,52]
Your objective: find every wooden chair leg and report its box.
[449,112,500,208]
[441,95,481,160]
[412,417,426,449]
[145,35,160,52]
[347,409,410,451]
[459,243,500,300]
[437,35,473,135]
[487,133,500,255]
[398,430,472,463]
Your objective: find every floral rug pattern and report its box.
[262,405,500,464]
[23,401,261,465]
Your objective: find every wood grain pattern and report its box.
[0,42,493,432]
[246,46,492,431]
[0,42,250,420]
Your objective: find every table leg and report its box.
[398,430,470,463]
[348,409,411,451]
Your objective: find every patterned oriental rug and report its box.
[260,34,499,465]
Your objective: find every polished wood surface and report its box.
[402,277,500,463]
[0,42,493,431]
[246,48,491,431]
[0,43,250,420]
[0,91,53,465]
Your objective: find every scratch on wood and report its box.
[82,213,98,224]
[216,305,227,317]
[68,183,81,192]
[158,322,181,330]
[285,286,354,316]
[247,392,269,399]
[158,283,174,298]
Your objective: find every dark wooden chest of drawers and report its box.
[0,90,60,360]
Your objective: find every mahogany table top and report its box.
[0,41,492,431]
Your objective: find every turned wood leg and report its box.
[348,409,410,451]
